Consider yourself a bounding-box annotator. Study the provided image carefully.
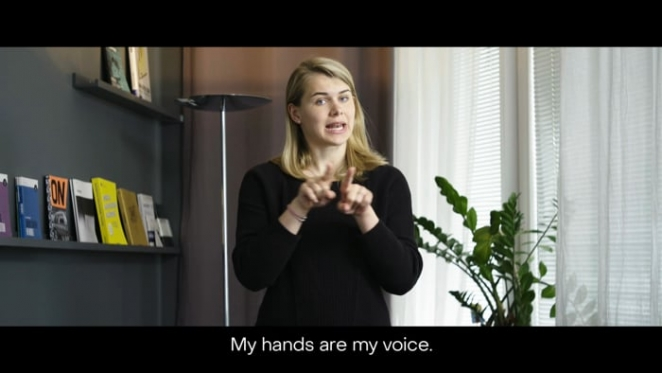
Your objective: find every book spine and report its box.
[45,175,53,240]
[137,47,151,102]
[0,173,11,237]
[127,47,140,97]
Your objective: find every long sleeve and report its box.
[358,166,423,295]
[232,163,300,291]
[232,162,423,326]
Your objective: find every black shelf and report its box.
[0,236,180,255]
[71,73,182,124]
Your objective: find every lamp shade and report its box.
[176,94,271,112]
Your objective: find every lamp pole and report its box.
[177,93,271,326]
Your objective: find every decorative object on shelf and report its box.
[102,47,131,93]
[177,93,272,326]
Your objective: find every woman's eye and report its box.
[315,99,326,105]
[339,95,350,102]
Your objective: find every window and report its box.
[392,47,560,326]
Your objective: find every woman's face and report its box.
[289,73,355,151]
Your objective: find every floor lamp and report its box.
[177,93,271,326]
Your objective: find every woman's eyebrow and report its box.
[310,89,351,97]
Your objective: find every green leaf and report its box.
[489,211,501,235]
[465,208,477,231]
[519,262,530,275]
[435,176,452,195]
[549,304,556,318]
[520,271,534,290]
[541,285,556,298]
[497,260,513,274]
[522,289,536,303]
[452,242,464,256]
[473,226,492,243]
[539,261,548,278]
[449,290,474,308]
[492,243,512,259]
[538,245,555,253]
[473,240,491,265]
[457,196,468,215]
[478,264,494,282]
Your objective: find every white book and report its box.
[70,178,99,243]
[156,217,174,247]
[136,193,162,247]
[127,47,140,97]
[134,47,151,102]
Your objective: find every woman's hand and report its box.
[292,164,337,213]
[338,167,373,216]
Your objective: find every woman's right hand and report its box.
[292,163,337,213]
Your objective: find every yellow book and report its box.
[91,177,127,245]
[117,188,149,246]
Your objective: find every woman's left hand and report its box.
[338,167,373,216]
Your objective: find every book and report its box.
[117,188,149,246]
[44,174,72,241]
[136,193,162,247]
[15,176,42,239]
[70,178,99,243]
[91,177,127,245]
[134,47,152,102]
[102,46,131,93]
[156,217,174,247]
[0,173,12,237]
[127,47,140,97]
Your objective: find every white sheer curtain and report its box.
[390,47,505,326]
[390,47,558,326]
[557,48,662,325]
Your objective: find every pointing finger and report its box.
[341,167,356,192]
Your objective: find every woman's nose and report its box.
[330,100,342,115]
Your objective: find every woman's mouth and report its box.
[325,122,346,134]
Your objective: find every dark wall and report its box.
[0,47,182,325]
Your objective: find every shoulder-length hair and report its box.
[272,56,387,181]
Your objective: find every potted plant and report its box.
[413,177,557,326]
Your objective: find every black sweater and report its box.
[232,161,423,326]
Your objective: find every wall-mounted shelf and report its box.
[71,73,182,124]
[0,237,180,255]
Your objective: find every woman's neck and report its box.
[306,145,346,178]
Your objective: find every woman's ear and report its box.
[287,103,301,124]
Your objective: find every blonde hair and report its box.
[272,56,387,180]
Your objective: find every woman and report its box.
[232,56,423,326]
